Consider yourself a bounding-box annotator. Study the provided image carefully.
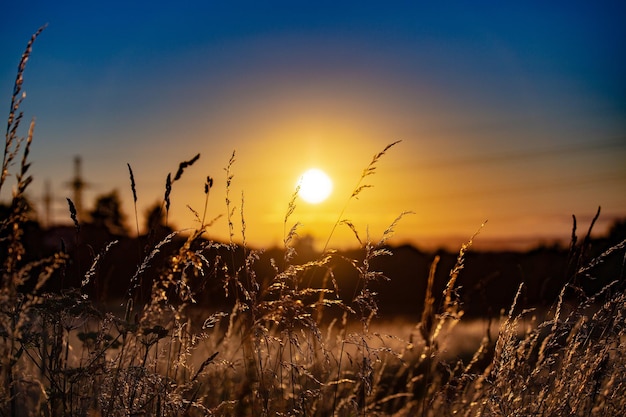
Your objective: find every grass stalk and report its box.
[1,29,625,417]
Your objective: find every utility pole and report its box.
[67,156,87,221]
[42,179,51,228]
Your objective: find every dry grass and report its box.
[1,28,625,417]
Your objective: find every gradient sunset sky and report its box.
[1,1,625,250]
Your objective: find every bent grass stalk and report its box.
[1,29,625,417]
[322,140,401,254]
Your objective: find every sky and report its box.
[1,1,625,250]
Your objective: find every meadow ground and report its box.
[1,28,625,417]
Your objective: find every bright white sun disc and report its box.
[297,168,333,204]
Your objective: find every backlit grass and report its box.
[1,28,625,417]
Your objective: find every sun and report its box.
[297,168,333,204]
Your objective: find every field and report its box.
[2,28,626,417]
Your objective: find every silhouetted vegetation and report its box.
[1,28,625,417]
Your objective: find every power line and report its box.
[412,137,626,170]
[413,171,626,201]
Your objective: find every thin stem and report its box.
[333,340,345,416]
[322,141,401,254]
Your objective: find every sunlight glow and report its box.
[297,168,333,204]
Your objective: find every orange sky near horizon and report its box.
[1,2,624,251]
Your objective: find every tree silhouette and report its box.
[89,190,127,236]
[144,201,172,236]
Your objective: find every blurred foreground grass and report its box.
[1,27,625,417]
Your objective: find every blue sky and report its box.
[1,1,625,249]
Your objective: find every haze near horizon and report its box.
[1,1,625,250]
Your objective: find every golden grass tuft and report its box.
[1,28,624,417]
